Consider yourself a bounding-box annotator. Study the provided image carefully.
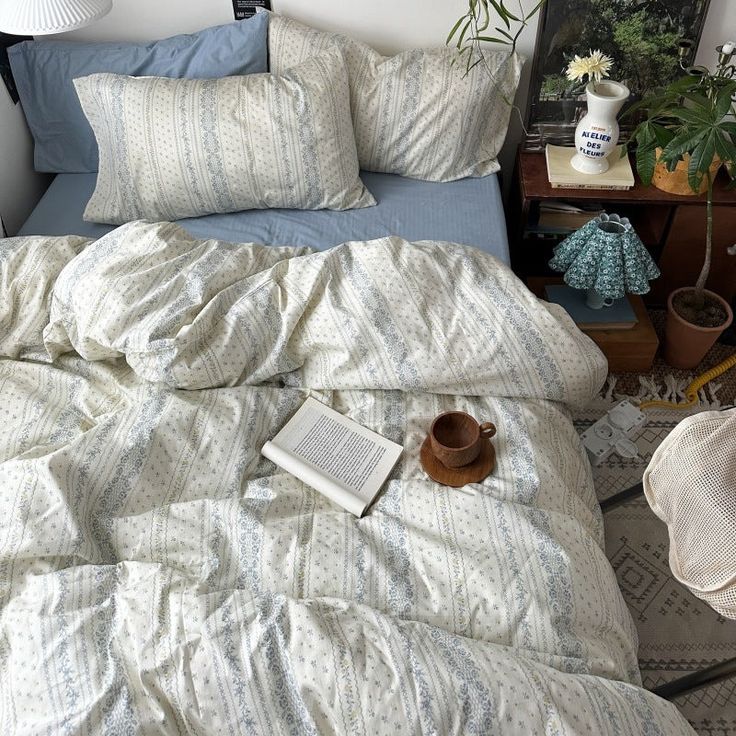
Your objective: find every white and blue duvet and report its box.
[0,222,693,734]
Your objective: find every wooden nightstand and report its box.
[510,150,736,307]
[527,277,659,373]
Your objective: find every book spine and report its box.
[550,183,632,191]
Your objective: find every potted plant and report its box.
[447,0,545,71]
[627,61,736,369]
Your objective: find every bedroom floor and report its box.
[574,315,736,736]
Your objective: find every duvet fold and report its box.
[43,220,607,408]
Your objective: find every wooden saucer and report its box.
[420,436,495,488]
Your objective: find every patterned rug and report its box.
[573,319,736,736]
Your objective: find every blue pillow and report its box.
[9,13,268,173]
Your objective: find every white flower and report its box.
[566,49,613,84]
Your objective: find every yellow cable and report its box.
[638,352,736,410]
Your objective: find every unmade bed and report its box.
[0,221,696,734]
[1,8,698,733]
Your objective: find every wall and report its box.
[697,0,735,67]
[1,0,735,233]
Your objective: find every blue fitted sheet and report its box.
[19,171,509,263]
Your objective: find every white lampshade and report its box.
[0,0,112,36]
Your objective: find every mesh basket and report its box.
[643,408,736,619]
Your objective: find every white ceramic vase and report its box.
[571,80,630,175]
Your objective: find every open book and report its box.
[261,397,403,517]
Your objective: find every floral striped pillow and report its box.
[268,14,523,182]
[74,48,375,225]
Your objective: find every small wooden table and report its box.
[528,277,659,373]
[510,150,736,306]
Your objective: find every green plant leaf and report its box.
[635,144,657,186]
[488,0,510,28]
[715,83,736,120]
[714,130,736,165]
[498,0,520,21]
[672,107,713,126]
[457,18,473,48]
[478,1,490,31]
[651,123,675,149]
[663,128,708,160]
[494,27,515,42]
[680,91,712,110]
[446,15,466,45]
[687,130,716,193]
[470,35,509,44]
[525,0,546,20]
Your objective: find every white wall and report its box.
[2,0,734,233]
[697,0,736,68]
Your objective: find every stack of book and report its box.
[535,202,604,235]
[545,285,638,330]
[545,144,635,191]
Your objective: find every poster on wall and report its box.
[524,0,711,149]
[0,33,32,105]
[232,0,271,20]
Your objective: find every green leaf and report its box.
[673,107,713,126]
[494,26,515,42]
[488,0,510,28]
[687,130,716,193]
[679,91,712,110]
[651,123,676,149]
[465,56,485,74]
[714,130,735,165]
[478,1,490,31]
[446,15,466,45]
[663,128,708,160]
[457,18,472,48]
[715,83,736,120]
[470,35,509,44]
[635,144,657,186]
[524,0,546,21]
[498,0,520,21]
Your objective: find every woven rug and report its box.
[573,318,736,736]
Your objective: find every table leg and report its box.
[599,481,644,512]
[652,657,736,700]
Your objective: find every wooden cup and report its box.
[429,411,496,468]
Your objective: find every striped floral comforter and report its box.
[0,222,694,735]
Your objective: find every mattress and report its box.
[18,171,510,262]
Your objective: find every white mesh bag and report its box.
[643,408,736,619]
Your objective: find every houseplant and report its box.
[627,66,736,368]
[447,0,545,73]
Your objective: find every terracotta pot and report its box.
[664,287,734,369]
[652,147,721,196]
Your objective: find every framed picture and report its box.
[524,0,711,149]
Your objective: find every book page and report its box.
[262,397,403,516]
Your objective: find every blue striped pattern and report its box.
[74,48,374,225]
[0,222,695,735]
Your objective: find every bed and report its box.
[0,11,697,735]
[17,171,510,262]
[0,221,695,734]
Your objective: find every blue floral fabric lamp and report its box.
[548,213,660,322]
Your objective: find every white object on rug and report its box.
[643,408,736,619]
